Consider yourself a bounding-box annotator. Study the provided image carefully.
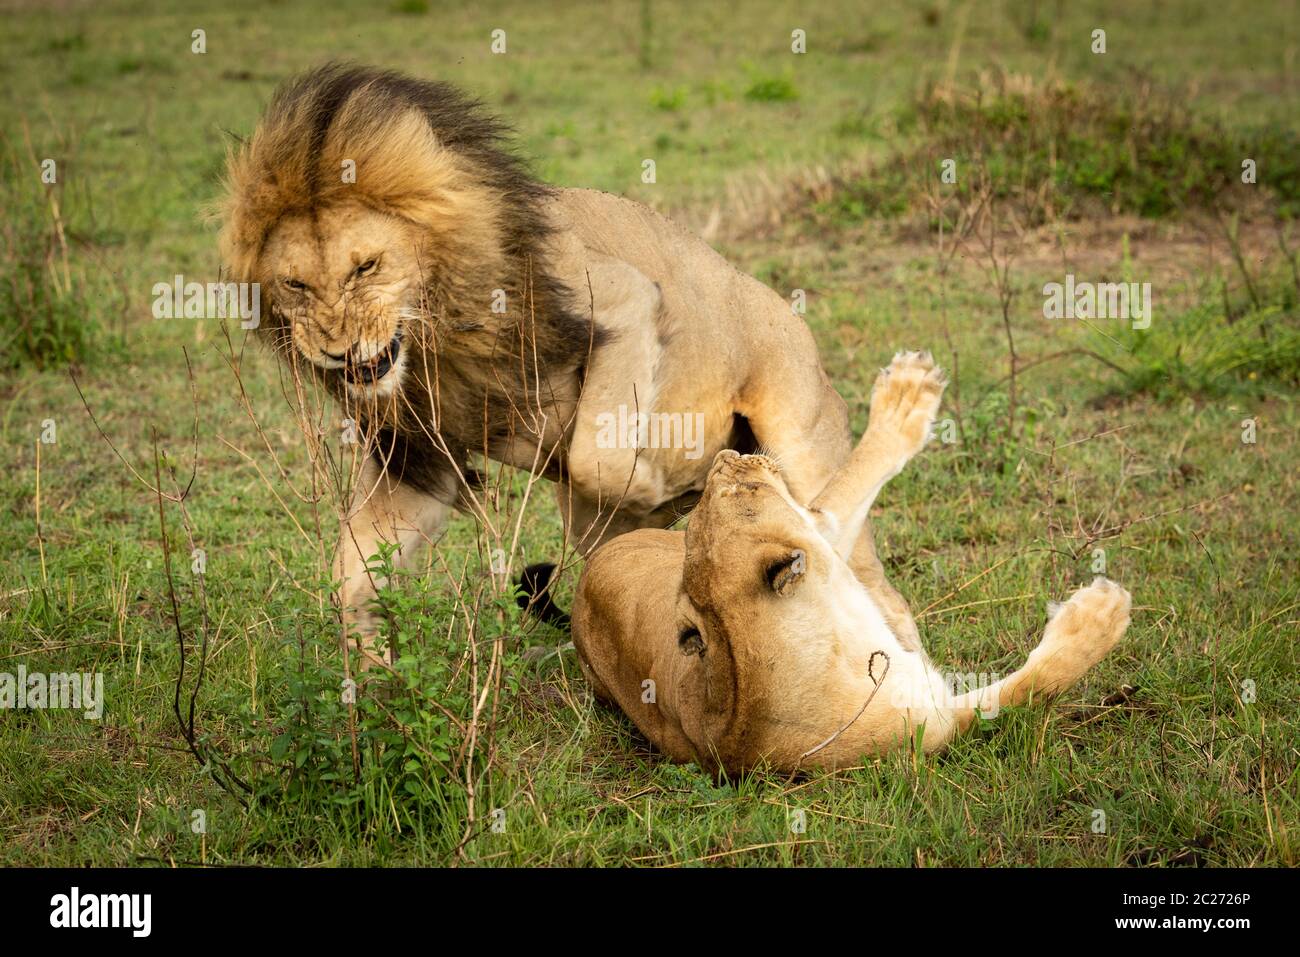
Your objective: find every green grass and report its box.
[0,140,124,370]
[1,0,1297,867]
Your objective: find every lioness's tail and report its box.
[950,578,1131,731]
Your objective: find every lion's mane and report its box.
[218,63,597,499]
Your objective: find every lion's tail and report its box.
[516,562,571,629]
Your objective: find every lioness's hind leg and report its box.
[1007,577,1132,701]
[947,578,1132,736]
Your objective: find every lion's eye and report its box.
[354,258,377,277]
[283,277,307,292]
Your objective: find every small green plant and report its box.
[950,390,1041,477]
[47,32,86,53]
[825,74,1300,227]
[223,543,532,849]
[1098,276,1300,401]
[745,72,799,103]
[649,86,687,112]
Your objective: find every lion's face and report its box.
[261,202,427,396]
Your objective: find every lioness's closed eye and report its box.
[572,351,1132,773]
[766,551,805,595]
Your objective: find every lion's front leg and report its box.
[334,455,455,671]
[555,481,688,557]
[562,256,671,519]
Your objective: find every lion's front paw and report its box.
[867,350,947,456]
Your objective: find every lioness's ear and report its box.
[679,625,705,657]
[766,549,806,596]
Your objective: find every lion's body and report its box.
[546,187,851,523]
[218,65,915,665]
[572,353,1132,772]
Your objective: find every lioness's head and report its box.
[679,450,840,662]
[626,449,848,764]
[217,64,557,400]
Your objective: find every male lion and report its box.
[218,64,917,667]
[571,352,1132,772]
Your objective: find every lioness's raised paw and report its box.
[866,350,947,458]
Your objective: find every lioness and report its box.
[571,352,1132,772]
[218,63,917,667]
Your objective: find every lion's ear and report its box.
[766,549,806,596]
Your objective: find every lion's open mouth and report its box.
[343,335,401,385]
